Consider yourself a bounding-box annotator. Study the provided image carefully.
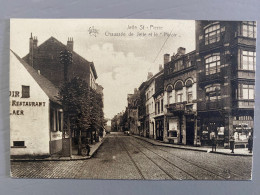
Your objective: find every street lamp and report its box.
[59,49,73,157]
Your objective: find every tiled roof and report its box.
[11,50,61,105]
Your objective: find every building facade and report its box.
[10,51,63,157]
[23,34,98,89]
[163,48,198,145]
[196,21,256,147]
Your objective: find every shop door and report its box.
[186,121,194,145]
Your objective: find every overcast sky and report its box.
[10,19,195,119]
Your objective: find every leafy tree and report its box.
[59,77,92,155]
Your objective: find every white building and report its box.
[10,50,63,157]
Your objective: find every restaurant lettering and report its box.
[10,91,46,115]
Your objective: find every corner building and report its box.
[196,21,256,147]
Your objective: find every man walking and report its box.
[211,136,217,152]
[248,135,253,153]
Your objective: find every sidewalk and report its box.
[11,136,106,162]
[133,135,253,157]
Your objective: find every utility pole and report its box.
[59,49,73,157]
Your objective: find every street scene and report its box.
[11,133,252,180]
[10,19,256,180]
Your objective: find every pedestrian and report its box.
[86,143,91,156]
[211,136,217,152]
[248,135,253,153]
[85,138,91,156]
[230,136,235,153]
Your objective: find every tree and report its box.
[59,77,92,155]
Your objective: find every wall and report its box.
[10,52,50,156]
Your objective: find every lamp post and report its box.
[59,49,73,157]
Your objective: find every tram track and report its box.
[122,140,177,180]
[138,138,246,179]
[119,142,145,180]
[132,138,229,180]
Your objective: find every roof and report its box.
[23,36,98,80]
[11,50,61,105]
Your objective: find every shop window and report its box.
[205,53,221,75]
[205,23,221,45]
[21,85,30,98]
[13,141,25,147]
[241,50,256,70]
[242,21,256,38]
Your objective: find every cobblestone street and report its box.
[11,134,252,180]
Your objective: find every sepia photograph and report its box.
[9,19,256,180]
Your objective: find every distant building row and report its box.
[123,21,256,147]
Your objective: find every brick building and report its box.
[196,21,256,147]
[23,34,97,89]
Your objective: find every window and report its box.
[187,92,193,103]
[242,84,254,100]
[166,85,173,105]
[242,21,256,38]
[205,23,221,45]
[21,85,30,98]
[161,99,164,112]
[176,92,183,103]
[205,53,221,75]
[241,50,256,70]
[175,60,183,71]
[13,141,25,147]
[205,84,221,102]
[158,101,160,114]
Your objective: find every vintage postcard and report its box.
[10,19,255,180]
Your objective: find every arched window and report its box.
[166,85,173,104]
[186,79,193,103]
[205,84,221,102]
[205,53,221,75]
[205,23,221,45]
[174,81,184,103]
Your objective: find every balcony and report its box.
[197,100,223,111]
[232,70,255,81]
[167,102,186,113]
[233,100,254,109]
[198,67,228,86]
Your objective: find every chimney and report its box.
[134,88,138,94]
[29,33,37,67]
[164,54,170,64]
[147,72,153,80]
[177,47,186,55]
[38,70,41,75]
[33,36,38,48]
[159,64,163,71]
[67,37,74,51]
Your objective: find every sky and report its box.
[10,19,195,119]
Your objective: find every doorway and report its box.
[186,121,194,145]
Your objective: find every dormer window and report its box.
[205,23,221,45]
[175,60,183,72]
